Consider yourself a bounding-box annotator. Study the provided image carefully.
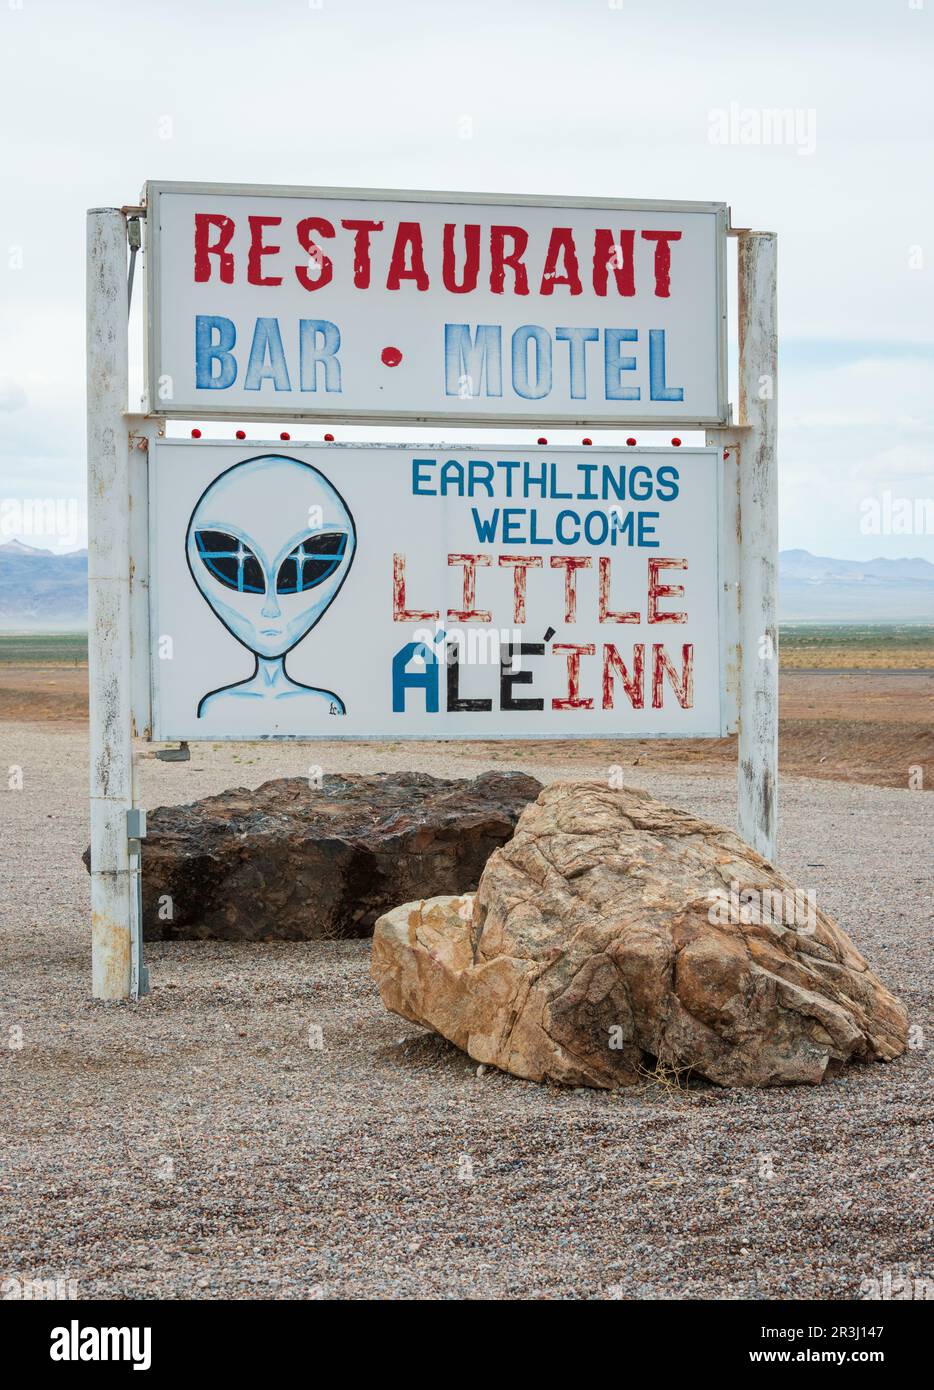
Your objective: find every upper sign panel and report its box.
[144,183,728,426]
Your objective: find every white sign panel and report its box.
[145,183,727,425]
[148,442,726,741]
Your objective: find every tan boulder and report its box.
[371,781,909,1088]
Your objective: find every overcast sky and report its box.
[1,0,932,558]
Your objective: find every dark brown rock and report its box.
[83,771,541,941]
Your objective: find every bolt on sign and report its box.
[144,183,728,425]
[147,442,731,741]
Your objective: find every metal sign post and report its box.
[87,208,137,1000]
[736,231,778,860]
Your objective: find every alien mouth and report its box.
[260,628,283,636]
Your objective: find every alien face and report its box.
[186,455,356,660]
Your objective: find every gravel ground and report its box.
[1,723,931,1300]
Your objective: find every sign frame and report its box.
[142,180,730,429]
[87,201,776,1004]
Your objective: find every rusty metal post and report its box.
[736,231,779,860]
[87,208,134,998]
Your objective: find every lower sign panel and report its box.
[149,442,725,740]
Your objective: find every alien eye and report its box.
[195,531,265,594]
[276,533,347,595]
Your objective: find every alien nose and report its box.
[261,593,282,620]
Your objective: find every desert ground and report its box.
[2,626,931,791]
[1,630,931,1299]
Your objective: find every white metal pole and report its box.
[87,208,134,999]
[736,231,779,860]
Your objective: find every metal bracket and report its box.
[127,216,142,317]
[126,807,150,999]
[155,741,190,762]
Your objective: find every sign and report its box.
[148,441,728,740]
[88,202,778,1001]
[145,183,728,426]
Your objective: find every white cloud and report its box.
[0,0,932,560]
[0,378,27,412]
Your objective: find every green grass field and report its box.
[0,632,89,663]
[780,622,934,650]
[1,624,932,670]
[779,623,934,668]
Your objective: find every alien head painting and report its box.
[186,454,356,725]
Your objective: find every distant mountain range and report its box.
[779,548,934,620]
[0,541,89,629]
[0,540,931,628]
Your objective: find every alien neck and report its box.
[255,654,290,688]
